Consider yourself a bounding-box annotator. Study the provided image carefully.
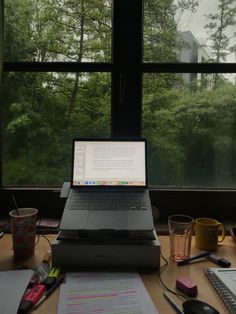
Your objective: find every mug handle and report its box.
[217,223,225,242]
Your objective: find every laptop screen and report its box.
[72,139,147,187]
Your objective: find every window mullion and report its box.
[112,0,143,137]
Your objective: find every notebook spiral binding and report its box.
[204,268,236,314]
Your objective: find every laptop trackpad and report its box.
[87,211,128,230]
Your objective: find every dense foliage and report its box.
[1,0,236,187]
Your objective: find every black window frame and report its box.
[1,0,236,224]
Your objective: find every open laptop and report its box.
[59,138,154,232]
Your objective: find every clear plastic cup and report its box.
[168,214,194,261]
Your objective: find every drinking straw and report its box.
[12,193,20,215]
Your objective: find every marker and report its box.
[34,276,64,308]
[204,252,231,268]
[177,251,210,266]
[35,251,51,283]
[44,267,60,289]
[18,284,45,314]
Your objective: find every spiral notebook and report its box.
[204,268,236,314]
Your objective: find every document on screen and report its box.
[73,140,146,186]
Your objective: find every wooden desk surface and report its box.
[0,234,235,314]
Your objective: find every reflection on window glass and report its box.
[143,0,236,63]
[4,0,112,62]
[142,72,236,188]
[1,72,111,186]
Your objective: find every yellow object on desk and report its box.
[0,234,236,314]
[195,217,225,251]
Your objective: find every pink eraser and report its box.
[176,277,198,297]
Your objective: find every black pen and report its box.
[177,251,210,266]
[34,276,64,308]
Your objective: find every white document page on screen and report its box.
[73,141,146,185]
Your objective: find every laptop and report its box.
[59,138,154,232]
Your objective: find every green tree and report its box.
[28,0,111,122]
[176,83,236,187]
[2,0,111,185]
[204,0,236,85]
[144,0,179,62]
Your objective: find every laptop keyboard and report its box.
[69,192,148,211]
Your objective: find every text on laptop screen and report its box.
[72,140,146,187]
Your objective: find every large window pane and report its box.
[142,72,236,188]
[4,0,112,62]
[1,72,111,186]
[143,0,236,63]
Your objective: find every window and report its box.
[143,72,236,188]
[142,0,236,190]
[1,71,111,186]
[1,0,236,221]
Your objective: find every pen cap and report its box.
[206,253,231,268]
[218,258,231,268]
[36,262,50,283]
[17,300,33,314]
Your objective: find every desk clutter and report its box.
[1,234,236,314]
[0,249,62,314]
[0,217,60,234]
[1,263,158,314]
[15,251,64,314]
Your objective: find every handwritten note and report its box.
[57,272,158,314]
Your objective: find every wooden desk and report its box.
[0,234,235,314]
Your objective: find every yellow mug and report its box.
[195,217,225,251]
